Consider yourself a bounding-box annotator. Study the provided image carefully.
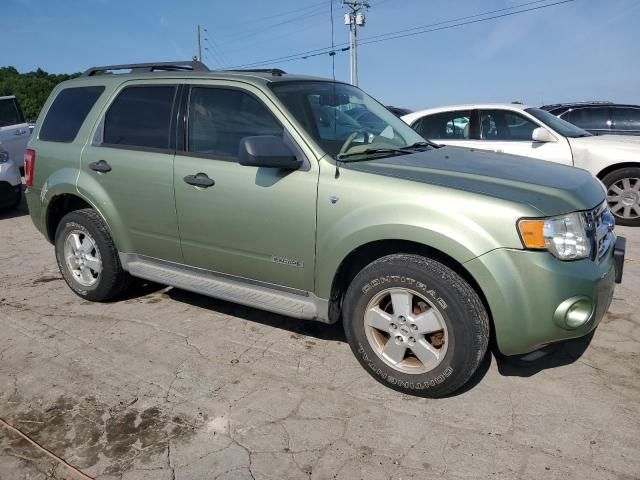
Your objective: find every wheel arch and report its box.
[45,193,93,242]
[326,239,494,332]
[596,161,640,180]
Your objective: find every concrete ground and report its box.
[1,197,639,480]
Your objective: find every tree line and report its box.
[0,67,80,121]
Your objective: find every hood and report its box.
[568,134,640,150]
[343,146,605,216]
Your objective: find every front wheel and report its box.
[602,167,640,227]
[343,254,489,397]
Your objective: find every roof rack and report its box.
[82,60,210,77]
[224,68,287,77]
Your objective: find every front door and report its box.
[78,83,182,262]
[173,84,318,291]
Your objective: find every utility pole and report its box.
[343,1,369,86]
[196,24,202,62]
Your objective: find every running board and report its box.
[119,254,330,322]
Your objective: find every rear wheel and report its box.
[602,167,640,227]
[343,254,489,397]
[55,209,131,301]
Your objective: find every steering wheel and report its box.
[338,129,372,156]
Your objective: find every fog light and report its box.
[553,296,594,329]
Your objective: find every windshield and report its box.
[525,108,592,138]
[270,81,425,159]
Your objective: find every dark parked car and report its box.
[541,102,640,136]
[386,106,413,118]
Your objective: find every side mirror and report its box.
[238,136,302,170]
[532,127,556,143]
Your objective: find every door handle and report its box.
[184,174,215,188]
[89,160,112,173]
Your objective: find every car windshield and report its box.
[270,81,425,159]
[525,107,592,138]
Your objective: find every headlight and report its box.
[0,150,8,164]
[518,212,591,260]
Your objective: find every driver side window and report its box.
[187,87,283,161]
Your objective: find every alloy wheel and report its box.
[63,230,102,287]
[607,177,640,220]
[364,287,448,374]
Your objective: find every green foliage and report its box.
[0,67,81,120]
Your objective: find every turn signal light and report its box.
[518,219,545,249]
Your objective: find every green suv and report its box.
[25,61,625,397]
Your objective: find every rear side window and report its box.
[187,87,282,160]
[613,108,640,131]
[104,86,176,150]
[563,107,610,130]
[39,86,105,142]
[0,98,23,127]
[414,111,471,140]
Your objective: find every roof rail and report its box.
[224,68,287,77]
[82,60,210,77]
[542,100,614,109]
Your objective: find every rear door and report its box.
[475,109,573,166]
[78,82,182,262]
[611,107,640,136]
[561,107,612,135]
[0,97,30,164]
[173,82,318,291]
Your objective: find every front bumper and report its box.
[465,239,622,356]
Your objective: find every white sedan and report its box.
[402,104,640,226]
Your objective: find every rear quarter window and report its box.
[0,98,24,127]
[39,86,105,142]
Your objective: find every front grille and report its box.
[583,202,615,261]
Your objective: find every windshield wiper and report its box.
[336,147,414,162]
[404,140,443,149]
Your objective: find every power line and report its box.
[214,3,330,43]
[359,0,575,47]
[203,30,231,66]
[216,0,328,35]
[229,0,575,69]
[357,0,555,44]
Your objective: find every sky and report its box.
[4,0,640,109]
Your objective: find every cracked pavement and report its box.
[1,200,639,480]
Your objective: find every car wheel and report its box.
[343,254,489,397]
[602,167,640,227]
[55,208,131,301]
[11,187,22,209]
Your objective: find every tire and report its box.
[601,167,640,227]
[343,254,489,398]
[55,208,131,302]
[9,186,21,209]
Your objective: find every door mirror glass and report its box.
[532,127,556,143]
[238,136,302,170]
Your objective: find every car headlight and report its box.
[0,150,8,164]
[518,212,591,260]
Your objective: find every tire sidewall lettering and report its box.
[362,276,448,311]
